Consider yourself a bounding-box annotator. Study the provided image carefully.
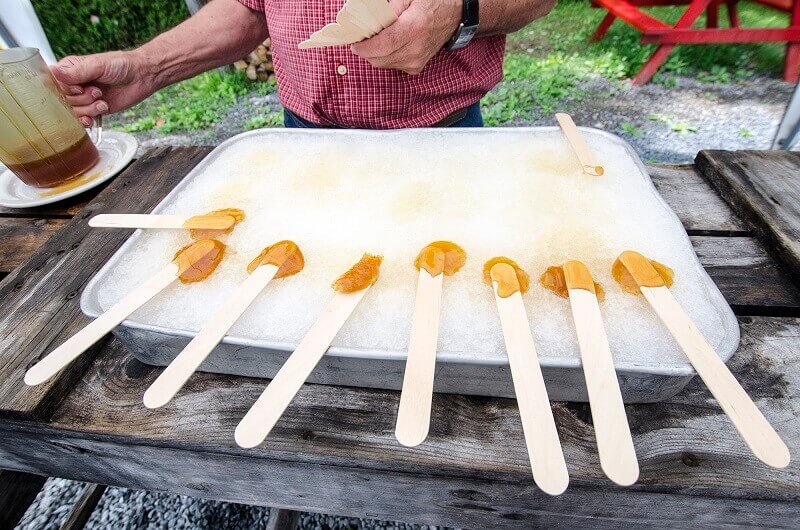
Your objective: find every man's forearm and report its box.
[477,0,556,36]
[134,0,268,91]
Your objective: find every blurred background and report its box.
[1,0,796,163]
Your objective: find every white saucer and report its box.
[0,131,138,208]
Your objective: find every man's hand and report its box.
[351,0,462,75]
[51,51,157,126]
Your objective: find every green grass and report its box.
[108,0,788,131]
[648,113,699,133]
[621,121,643,138]
[33,0,189,57]
[113,71,276,134]
[244,111,284,130]
[511,0,786,77]
[482,0,788,124]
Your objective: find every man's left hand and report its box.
[351,0,462,75]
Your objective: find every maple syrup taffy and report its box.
[247,240,305,278]
[612,250,674,295]
[540,263,606,302]
[333,253,383,293]
[414,241,466,276]
[172,239,226,283]
[483,257,530,298]
[188,208,246,239]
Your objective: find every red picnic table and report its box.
[589,0,800,83]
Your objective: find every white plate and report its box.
[0,131,138,208]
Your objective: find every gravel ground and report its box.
[16,73,792,530]
[17,478,453,530]
[119,75,794,164]
[522,75,794,163]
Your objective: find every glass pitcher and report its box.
[0,47,102,188]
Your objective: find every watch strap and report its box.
[446,0,479,50]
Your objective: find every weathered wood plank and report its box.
[0,147,212,422]
[0,316,796,528]
[0,470,47,530]
[0,424,798,529]
[691,235,800,314]
[59,483,107,530]
[695,150,800,284]
[46,317,800,492]
[649,164,748,234]
[0,218,69,274]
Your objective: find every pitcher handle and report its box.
[88,115,103,145]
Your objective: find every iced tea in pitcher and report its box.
[0,48,100,188]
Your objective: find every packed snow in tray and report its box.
[93,129,729,367]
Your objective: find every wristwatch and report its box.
[446,0,479,50]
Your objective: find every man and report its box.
[54,0,554,129]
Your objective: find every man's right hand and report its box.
[51,51,157,126]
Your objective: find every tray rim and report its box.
[81,126,740,377]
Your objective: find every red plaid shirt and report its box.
[237,0,505,128]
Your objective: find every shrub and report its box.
[31,0,189,58]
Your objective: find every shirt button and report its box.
[337,64,347,75]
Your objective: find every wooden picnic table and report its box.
[590,0,800,83]
[0,147,798,528]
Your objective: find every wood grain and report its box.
[145,264,278,410]
[648,164,747,234]
[0,147,212,421]
[235,288,369,448]
[696,150,800,284]
[0,218,68,273]
[690,235,800,313]
[24,263,179,387]
[642,285,790,468]
[48,317,800,487]
[0,316,795,527]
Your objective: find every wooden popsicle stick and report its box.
[143,264,280,409]
[641,285,791,468]
[89,214,235,231]
[235,288,370,448]
[555,113,605,176]
[395,269,444,447]
[24,263,179,386]
[566,288,639,485]
[492,286,570,495]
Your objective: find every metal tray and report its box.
[82,127,740,403]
